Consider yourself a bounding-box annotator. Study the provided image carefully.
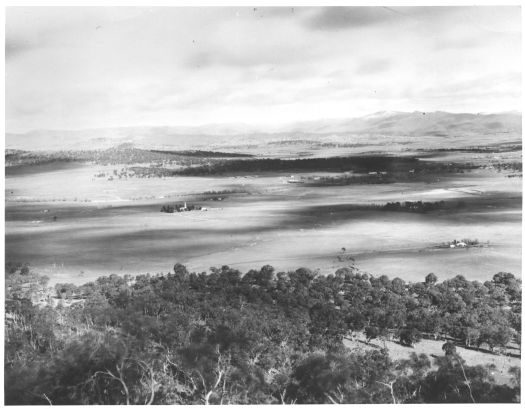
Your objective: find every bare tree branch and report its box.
[325,392,339,404]
[93,366,130,405]
[455,355,476,403]
[376,380,397,404]
[42,393,53,405]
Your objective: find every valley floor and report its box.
[5,163,522,285]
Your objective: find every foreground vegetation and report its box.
[5,262,521,404]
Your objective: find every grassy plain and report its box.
[5,155,521,285]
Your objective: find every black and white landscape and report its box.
[5,6,522,405]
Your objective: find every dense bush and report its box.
[4,263,521,404]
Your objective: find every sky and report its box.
[5,6,522,133]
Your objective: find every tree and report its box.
[392,353,431,403]
[391,277,406,294]
[398,327,422,347]
[442,341,457,356]
[425,273,438,286]
[290,349,394,404]
[478,325,515,352]
[308,303,346,350]
[55,282,79,299]
[365,326,385,344]
[421,354,518,403]
[173,263,189,280]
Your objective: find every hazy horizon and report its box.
[6,109,522,136]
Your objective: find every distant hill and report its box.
[6,111,521,151]
[283,111,522,136]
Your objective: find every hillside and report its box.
[285,111,522,136]
[6,111,521,152]
[5,264,522,404]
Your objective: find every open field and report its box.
[344,333,521,385]
[5,152,521,285]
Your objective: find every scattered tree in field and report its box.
[442,341,457,356]
[398,327,422,347]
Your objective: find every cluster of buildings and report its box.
[161,202,208,213]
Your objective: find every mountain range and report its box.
[6,111,521,152]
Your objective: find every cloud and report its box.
[305,7,402,30]
[250,7,304,19]
[184,46,311,70]
[5,7,522,133]
[5,38,36,60]
[5,7,151,60]
[355,58,392,75]
[433,36,482,51]
[185,51,213,69]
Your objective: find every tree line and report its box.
[174,155,424,176]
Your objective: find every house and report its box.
[457,242,467,248]
[288,176,304,184]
